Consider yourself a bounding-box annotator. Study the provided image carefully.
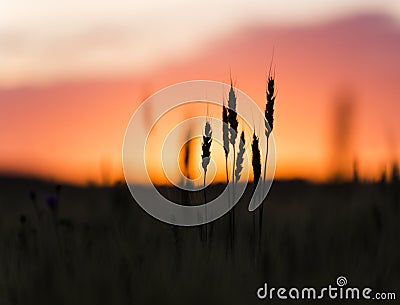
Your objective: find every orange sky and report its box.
[1,13,399,185]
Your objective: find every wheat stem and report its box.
[201,120,212,246]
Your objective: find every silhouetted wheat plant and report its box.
[234,131,246,253]
[223,104,230,183]
[264,70,276,178]
[227,80,239,248]
[202,120,212,244]
[251,131,261,257]
[222,102,231,252]
[235,131,246,183]
[261,67,276,245]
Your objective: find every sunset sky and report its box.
[1,0,399,184]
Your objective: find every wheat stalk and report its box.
[201,120,212,244]
[264,69,276,183]
[251,130,261,258]
[223,103,230,187]
[227,80,238,248]
[228,82,239,149]
[260,67,276,251]
[235,131,246,183]
[264,73,275,137]
[223,104,230,162]
[251,132,261,201]
[222,102,232,254]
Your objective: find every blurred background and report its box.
[1,0,399,185]
[1,2,400,305]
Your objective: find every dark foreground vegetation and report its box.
[0,176,399,304]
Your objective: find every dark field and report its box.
[0,177,399,304]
